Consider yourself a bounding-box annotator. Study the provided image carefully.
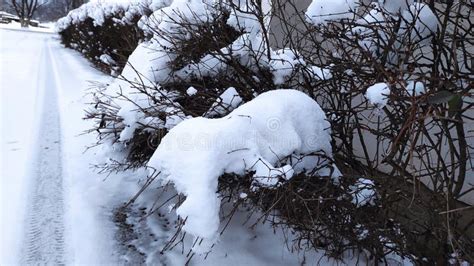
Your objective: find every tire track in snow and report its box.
[20,38,66,265]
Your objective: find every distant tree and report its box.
[10,0,45,27]
[24,0,87,23]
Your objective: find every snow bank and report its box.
[306,0,359,25]
[148,89,334,244]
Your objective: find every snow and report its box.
[186,86,197,96]
[306,0,359,25]
[400,3,438,41]
[56,0,170,32]
[365,82,390,107]
[406,80,425,96]
[270,49,306,85]
[353,2,437,57]
[0,21,55,33]
[120,42,158,86]
[1,29,47,264]
[1,29,118,264]
[148,89,334,244]
[378,0,414,14]
[205,87,243,117]
[311,65,332,80]
[99,54,116,65]
[46,36,121,265]
[174,36,330,88]
[350,178,377,206]
[100,0,224,142]
[1,1,456,264]
[226,0,272,33]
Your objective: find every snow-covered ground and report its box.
[0,21,55,33]
[0,27,369,266]
[0,28,118,265]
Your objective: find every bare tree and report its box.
[10,0,45,27]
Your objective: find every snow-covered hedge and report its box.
[82,0,474,263]
[56,0,169,74]
[85,0,332,167]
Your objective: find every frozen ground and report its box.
[0,28,373,265]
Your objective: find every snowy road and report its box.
[1,28,119,265]
[20,38,65,265]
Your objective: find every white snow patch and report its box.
[205,87,243,117]
[186,86,197,96]
[306,0,359,25]
[365,82,390,107]
[351,178,377,206]
[99,54,116,66]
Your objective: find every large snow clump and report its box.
[147,89,336,243]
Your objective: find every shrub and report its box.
[57,1,166,75]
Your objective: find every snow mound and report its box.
[306,0,359,25]
[148,89,334,244]
[365,82,390,107]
